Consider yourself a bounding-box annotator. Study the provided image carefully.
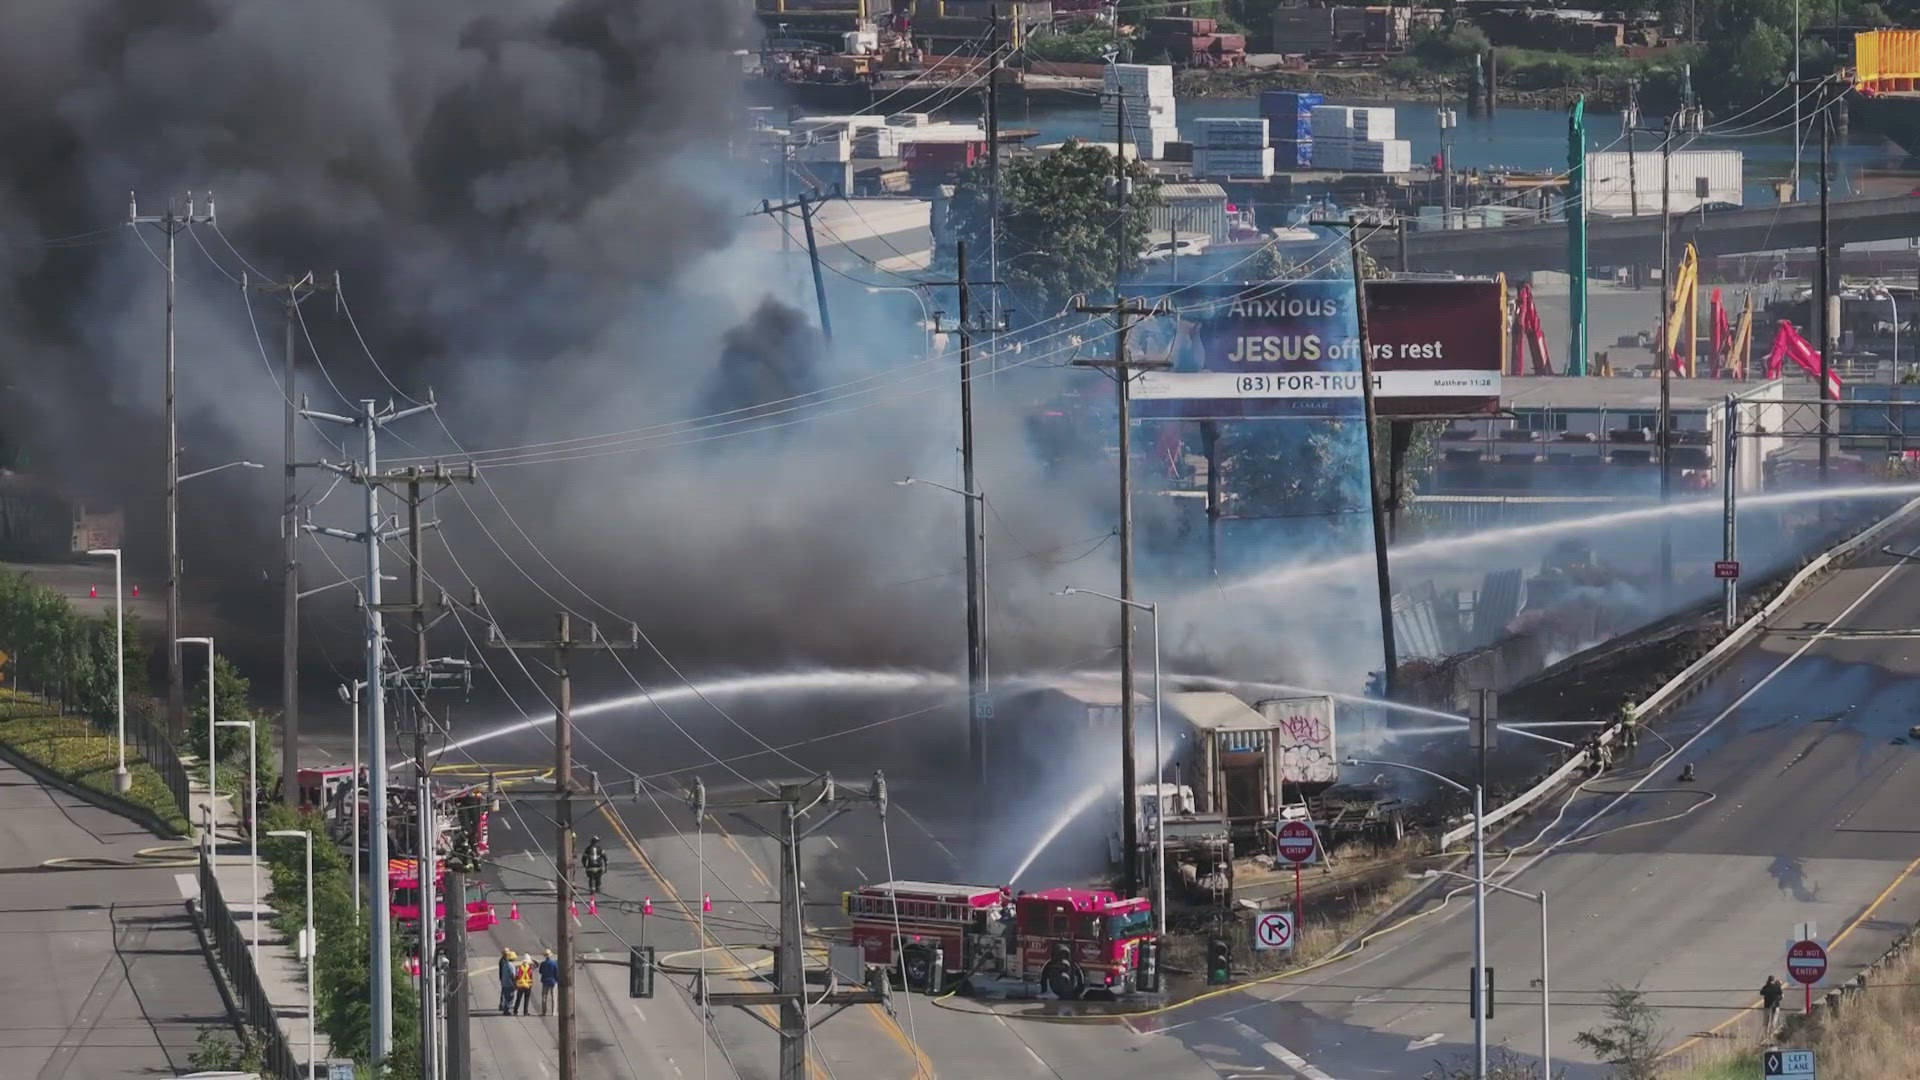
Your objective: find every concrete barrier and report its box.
[1441,495,1920,850]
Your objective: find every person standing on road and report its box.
[514,953,536,1015]
[498,949,518,1015]
[582,837,609,896]
[539,948,560,1015]
[1761,974,1785,1032]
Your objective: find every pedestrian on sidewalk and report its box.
[498,949,519,1015]
[514,953,536,1015]
[539,948,560,1015]
[1761,973,1785,1033]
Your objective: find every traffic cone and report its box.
[702,893,712,913]
[642,897,653,916]
[587,897,598,916]
[569,901,579,918]
[88,586,96,599]
[509,901,519,921]
[131,585,138,597]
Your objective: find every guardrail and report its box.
[198,848,300,1080]
[1441,494,1920,849]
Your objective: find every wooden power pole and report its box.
[487,614,638,1080]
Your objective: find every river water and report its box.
[943,96,1909,202]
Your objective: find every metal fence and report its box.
[102,698,191,821]
[199,849,300,1080]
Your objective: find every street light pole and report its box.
[268,828,318,1080]
[217,716,258,965]
[87,549,128,793]
[1350,757,1484,1077]
[1426,869,1550,1078]
[1059,587,1164,940]
[181,635,217,821]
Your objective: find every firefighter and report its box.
[582,836,609,896]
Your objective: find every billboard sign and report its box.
[1129,279,1503,420]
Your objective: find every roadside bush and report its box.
[259,803,421,1078]
[0,701,189,834]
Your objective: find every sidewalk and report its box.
[184,782,719,1078]
[0,756,228,1077]
[184,783,326,1075]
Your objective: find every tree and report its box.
[1574,985,1667,1080]
[1698,23,1792,117]
[187,654,275,791]
[945,141,1162,327]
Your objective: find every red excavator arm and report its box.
[1509,282,1553,375]
[1765,320,1843,398]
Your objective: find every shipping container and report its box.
[902,139,986,171]
[1149,182,1231,241]
[1586,149,1743,215]
[1272,138,1314,168]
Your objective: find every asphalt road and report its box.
[283,512,1920,1078]
[1120,518,1920,1078]
[0,757,230,1078]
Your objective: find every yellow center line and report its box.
[704,808,934,1076]
[596,802,829,1080]
[1660,851,1920,1060]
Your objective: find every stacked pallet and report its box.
[1309,105,1411,173]
[1101,63,1178,160]
[1260,90,1323,168]
[1191,118,1273,179]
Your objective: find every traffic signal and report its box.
[1207,938,1231,986]
[630,945,656,998]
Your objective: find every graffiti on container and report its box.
[1279,744,1337,785]
[1274,709,1336,785]
[1277,712,1330,746]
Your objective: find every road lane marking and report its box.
[596,803,829,1080]
[1227,1018,1339,1080]
[1661,849,1920,1060]
[1504,545,1920,880]
[1405,1034,1445,1051]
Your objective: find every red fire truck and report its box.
[389,857,499,937]
[844,880,1155,998]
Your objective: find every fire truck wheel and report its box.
[901,944,939,993]
[1042,959,1086,1000]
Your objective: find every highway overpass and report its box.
[1379,193,1920,276]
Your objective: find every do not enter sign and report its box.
[1787,939,1827,985]
[1277,821,1319,864]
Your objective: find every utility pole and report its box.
[245,271,334,807]
[986,2,1002,355]
[756,189,839,342]
[1626,81,1642,288]
[1658,111,1678,591]
[1072,296,1170,893]
[1723,394,1739,629]
[1071,95,1167,894]
[1818,102,1834,482]
[129,192,215,741]
[1439,104,1457,229]
[957,243,990,782]
[388,464,475,1079]
[1395,220,1409,275]
[698,773,890,1080]
[1793,0,1803,201]
[1568,96,1589,377]
[1321,216,1400,697]
[443,859,470,1080]
[487,614,638,1080]
[300,395,442,1063]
